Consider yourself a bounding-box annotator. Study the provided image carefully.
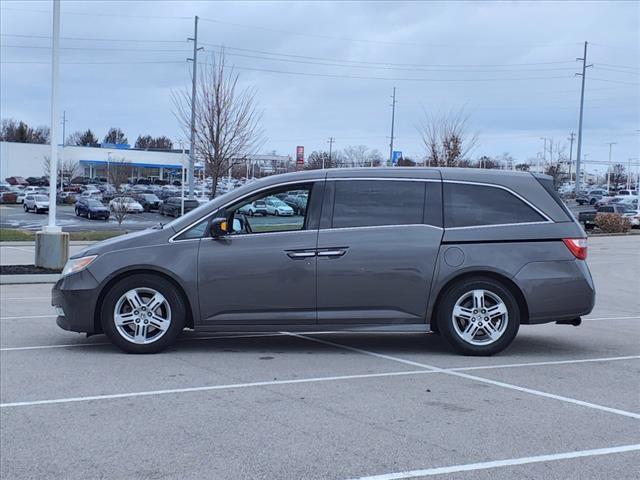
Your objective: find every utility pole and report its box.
[326,137,335,169]
[575,41,592,194]
[606,142,616,192]
[388,87,397,167]
[568,132,575,183]
[540,137,547,166]
[187,15,203,199]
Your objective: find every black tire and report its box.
[23,204,28,212]
[437,277,520,356]
[88,212,93,220]
[75,207,80,216]
[101,274,186,354]
[589,198,596,205]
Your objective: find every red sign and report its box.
[296,146,304,166]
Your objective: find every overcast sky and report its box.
[1,0,638,174]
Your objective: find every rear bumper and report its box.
[514,259,595,324]
[52,270,101,334]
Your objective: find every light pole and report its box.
[36,0,68,270]
[606,142,616,192]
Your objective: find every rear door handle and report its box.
[286,251,316,259]
[317,249,347,258]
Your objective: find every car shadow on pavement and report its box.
[63,330,596,359]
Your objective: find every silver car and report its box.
[23,194,49,213]
[53,168,595,355]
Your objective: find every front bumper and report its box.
[52,269,101,334]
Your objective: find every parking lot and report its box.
[0,235,638,479]
[0,204,305,233]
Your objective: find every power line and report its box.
[2,34,580,68]
[0,44,581,73]
[0,7,191,20]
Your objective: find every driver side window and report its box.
[228,183,313,235]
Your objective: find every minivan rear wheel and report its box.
[101,274,185,353]
[438,277,520,356]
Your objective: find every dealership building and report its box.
[0,141,293,182]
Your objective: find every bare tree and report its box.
[341,145,383,167]
[515,163,530,172]
[108,157,132,189]
[610,163,627,187]
[417,108,478,167]
[110,201,129,229]
[173,50,265,198]
[306,151,339,170]
[103,128,128,145]
[43,156,81,186]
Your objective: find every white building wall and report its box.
[1,141,292,181]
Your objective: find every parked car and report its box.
[159,197,200,217]
[616,190,637,196]
[109,197,144,213]
[23,194,49,213]
[5,176,28,186]
[75,198,110,220]
[237,199,268,216]
[134,193,161,212]
[576,189,608,205]
[578,204,630,230]
[53,168,595,355]
[0,191,18,204]
[15,190,26,204]
[57,191,78,204]
[623,208,640,227]
[283,193,308,215]
[79,190,104,202]
[265,196,294,216]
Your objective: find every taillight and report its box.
[563,238,588,260]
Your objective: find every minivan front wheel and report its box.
[438,278,520,356]
[101,274,185,353]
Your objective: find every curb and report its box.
[0,274,59,285]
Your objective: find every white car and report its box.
[23,194,49,213]
[109,197,144,213]
[623,208,640,227]
[264,197,294,216]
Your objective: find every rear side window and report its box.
[331,180,425,228]
[444,183,546,228]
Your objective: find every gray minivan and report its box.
[53,168,595,355]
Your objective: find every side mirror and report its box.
[209,218,230,237]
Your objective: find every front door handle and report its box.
[317,249,347,258]
[286,251,316,259]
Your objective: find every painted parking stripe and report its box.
[2,354,637,408]
[288,333,640,420]
[347,444,640,480]
[0,315,55,320]
[584,315,640,321]
[0,369,433,408]
[0,331,335,351]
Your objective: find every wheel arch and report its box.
[93,267,195,334]
[429,270,530,334]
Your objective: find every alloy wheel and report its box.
[113,287,172,345]
[451,289,509,345]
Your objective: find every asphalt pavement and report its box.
[0,236,638,479]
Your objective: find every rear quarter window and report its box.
[444,183,546,228]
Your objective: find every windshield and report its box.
[34,195,48,201]
[87,200,103,207]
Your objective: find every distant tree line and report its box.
[1,118,173,151]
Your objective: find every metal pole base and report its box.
[35,230,69,270]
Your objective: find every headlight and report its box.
[61,255,98,277]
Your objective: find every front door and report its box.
[197,181,323,325]
[316,178,443,325]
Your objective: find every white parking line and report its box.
[0,315,56,320]
[0,331,329,351]
[584,315,640,321]
[0,369,432,408]
[2,246,35,253]
[1,354,638,408]
[347,444,640,480]
[0,296,51,300]
[288,333,640,420]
